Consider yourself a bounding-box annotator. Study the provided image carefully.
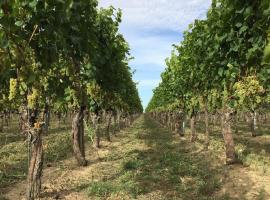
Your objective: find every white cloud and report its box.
[136,79,161,87]
[99,0,211,32]
[99,0,211,68]
[128,34,177,66]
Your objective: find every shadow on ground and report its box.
[3,115,269,200]
[83,115,260,199]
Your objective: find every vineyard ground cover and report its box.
[0,115,270,199]
[0,116,73,189]
[192,120,270,174]
[0,115,116,189]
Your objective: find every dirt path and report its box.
[3,115,270,200]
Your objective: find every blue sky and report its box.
[99,0,212,109]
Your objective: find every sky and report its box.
[99,0,212,109]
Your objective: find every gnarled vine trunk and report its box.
[113,114,117,135]
[222,110,236,164]
[182,114,186,136]
[204,107,210,149]
[27,109,43,200]
[0,114,3,132]
[72,107,87,166]
[175,113,184,137]
[190,113,196,142]
[19,108,27,132]
[170,113,174,131]
[234,114,239,134]
[106,112,112,142]
[4,110,9,127]
[91,113,101,148]
[95,123,101,148]
[117,111,121,130]
[250,111,257,137]
[27,126,43,200]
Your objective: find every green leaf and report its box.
[263,6,270,16]
[227,63,234,70]
[0,39,8,48]
[29,1,38,8]
[218,68,223,77]
[263,45,270,63]
[15,21,24,27]
[27,74,36,83]
[244,6,252,17]
[239,25,248,34]
[236,22,242,28]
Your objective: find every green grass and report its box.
[86,172,143,199]
[202,123,270,175]
[1,115,270,199]
[87,181,117,197]
[79,115,224,199]
[0,117,120,190]
[43,131,73,163]
[122,158,142,171]
[0,127,72,188]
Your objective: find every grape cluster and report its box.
[234,76,264,107]
[8,78,18,101]
[27,88,40,109]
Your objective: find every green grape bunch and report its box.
[233,76,265,109]
[87,82,103,101]
[8,78,18,101]
[27,88,40,109]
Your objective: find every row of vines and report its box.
[0,1,143,199]
[146,0,270,164]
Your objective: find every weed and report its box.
[122,159,141,171]
[0,129,72,187]
[87,181,116,197]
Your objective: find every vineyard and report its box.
[0,0,270,200]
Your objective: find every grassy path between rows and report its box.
[2,115,270,200]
